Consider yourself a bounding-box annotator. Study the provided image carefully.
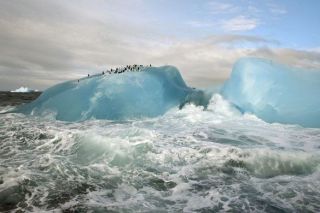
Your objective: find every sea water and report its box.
[1,94,320,212]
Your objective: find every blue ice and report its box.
[221,58,320,128]
[15,66,195,121]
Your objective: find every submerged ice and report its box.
[15,66,206,121]
[221,58,320,128]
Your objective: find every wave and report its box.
[1,92,320,211]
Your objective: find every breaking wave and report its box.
[1,93,320,212]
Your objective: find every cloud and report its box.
[247,5,261,14]
[313,47,320,53]
[222,16,259,31]
[250,48,320,69]
[0,0,156,89]
[0,0,317,91]
[268,4,287,15]
[147,37,320,87]
[187,21,215,28]
[207,1,239,14]
[203,34,278,45]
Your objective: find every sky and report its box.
[0,0,319,90]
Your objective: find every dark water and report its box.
[1,94,320,212]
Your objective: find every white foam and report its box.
[1,93,320,211]
[11,86,37,93]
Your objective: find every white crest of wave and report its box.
[168,94,245,124]
[11,87,36,93]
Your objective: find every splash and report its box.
[11,87,37,93]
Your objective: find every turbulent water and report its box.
[1,94,320,212]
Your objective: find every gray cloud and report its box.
[0,0,319,90]
[250,48,320,69]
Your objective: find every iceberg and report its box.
[14,66,204,121]
[221,58,320,128]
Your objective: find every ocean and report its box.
[1,94,319,212]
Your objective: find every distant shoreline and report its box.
[0,91,41,106]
